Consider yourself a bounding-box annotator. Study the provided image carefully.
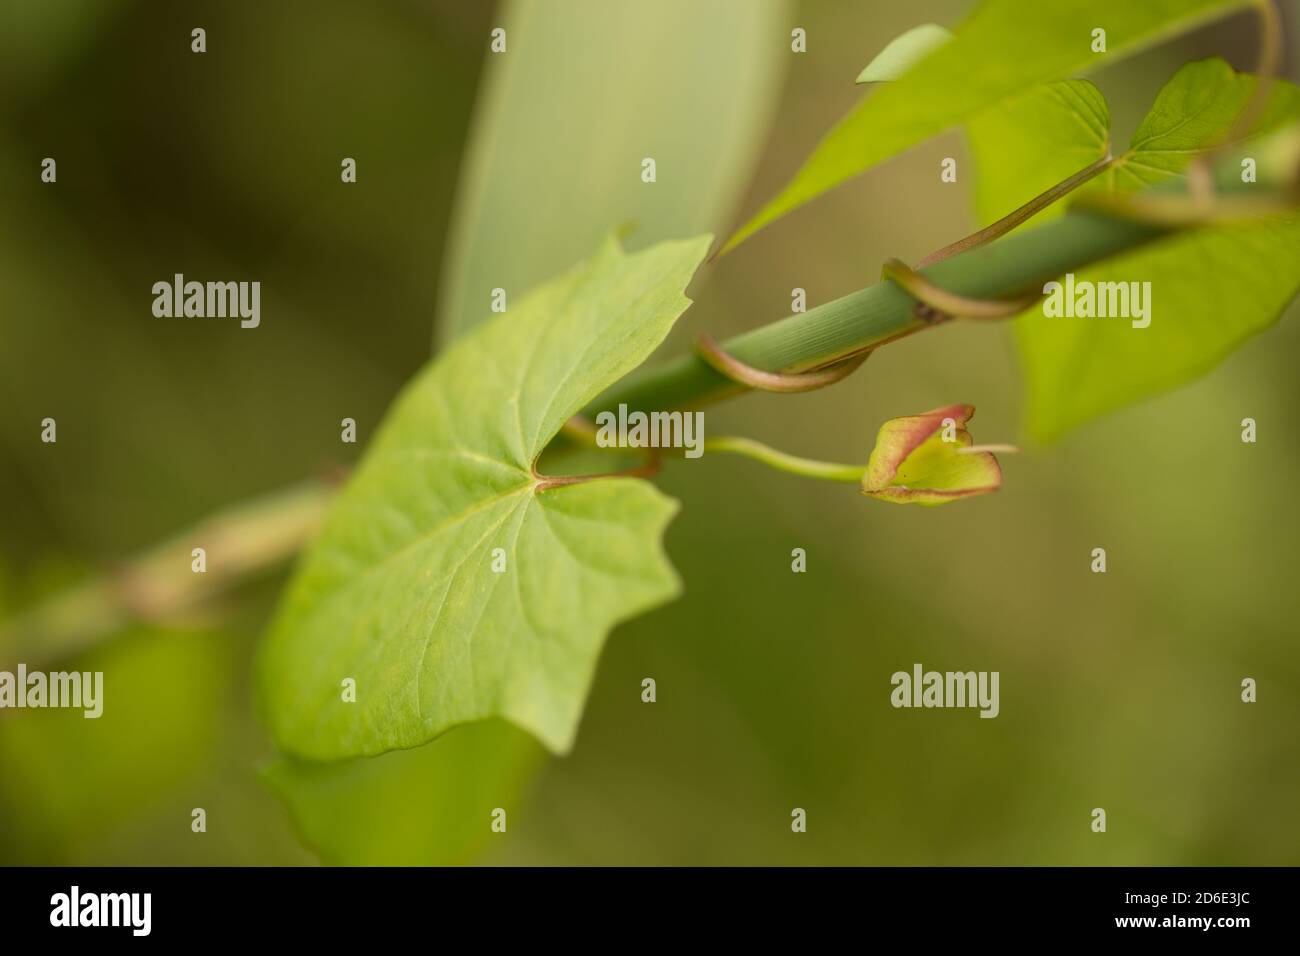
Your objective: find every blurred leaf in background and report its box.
[264,720,544,866]
[437,0,792,341]
[966,80,1110,229]
[0,562,312,864]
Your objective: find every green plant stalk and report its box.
[916,151,1116,267]
[583,209,1165,419]
[0,479,333,669]
[704,436,865,482]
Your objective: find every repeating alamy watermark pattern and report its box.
[891,662,1000,718]
[1042,274,1152,329]
[151,274,260,329]
[0,664,103,718]
[50,886,150,936]
[594,404,705,458]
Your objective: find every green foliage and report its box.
[268,0,795,861]
[9,0,1300,869]
[437,0,791,342]
[723,0,1254,253]
[965,59,1300,440]
[855,24,952,84]
[1095,57,1300,191]
[966,80,1110,228]
[257,235,711,760]
[1019,220,1300,440]
[264,719,544,865]
[0,625,231,863]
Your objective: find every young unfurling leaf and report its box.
[861,405,1003,505]
[705,404,1006,506]
[967,59,1300,440]
[722,0,1255,253]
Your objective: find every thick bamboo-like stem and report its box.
[583,209,1165,419]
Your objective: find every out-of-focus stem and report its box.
[0,480,334,668]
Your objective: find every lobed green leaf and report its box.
[722,0,1255,254]
[966,59,1300,440]
[257,234,711,759]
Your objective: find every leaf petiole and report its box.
[703,435,865,483]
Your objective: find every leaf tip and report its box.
[855,23,953,85]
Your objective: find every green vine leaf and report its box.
[721,0,1254,254]
[967,59,1300,440]
[971,57,1300,237]
[1018,217,1300,441]
[1093,57,1300,192]
[256,234,711,760]
[966,79,1110,231]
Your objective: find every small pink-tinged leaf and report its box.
[861,404,1003,506]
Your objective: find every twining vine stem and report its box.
[581,206,1167,420]
[590,0,1284,418]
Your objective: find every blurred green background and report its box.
[1,0,1297,865]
